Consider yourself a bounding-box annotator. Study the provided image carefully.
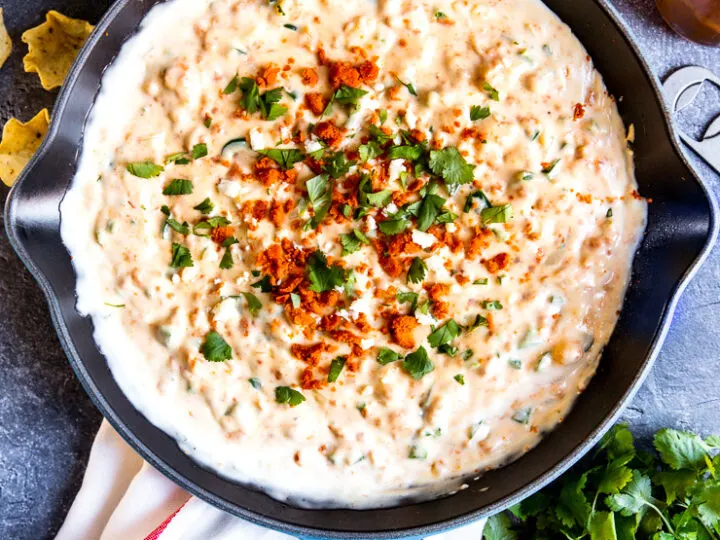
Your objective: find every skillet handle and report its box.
[662,66,720,175]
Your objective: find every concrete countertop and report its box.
[0,0,718,537]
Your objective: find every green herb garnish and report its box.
[170,243,193,268]
[327,357,346,383]
[127,161,164,178]
[200,331,232,362]
[163,179,193,196]
[275,386,306,407]
[407,257,427,284]
[402,346,434,380]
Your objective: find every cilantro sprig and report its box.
[484,424,720,540]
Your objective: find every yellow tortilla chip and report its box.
[22,11,93,90]
[0,109,50,186]
[0,9,11,69]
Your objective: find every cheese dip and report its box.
[61,0,647,507]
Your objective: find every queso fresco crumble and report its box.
[61,0,647,507]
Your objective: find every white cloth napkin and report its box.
[56,420,486,540]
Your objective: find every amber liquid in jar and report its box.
[657,0,720,45]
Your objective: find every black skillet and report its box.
[4,0,718,537]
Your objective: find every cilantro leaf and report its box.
[275,386,306,407]
[193,198,214,214]
[427,320,461,348]
[470,105,491,121]
[334,85,368,111]
[366,190,392,207]
[483,514,517,540]
[166,217,190,236]
[606,470,653,517]
[481,203,513,224]
[407,257,427,284]
[388,145,423,161]
[464,190,492,212]
[323,151,354,178]
[588,511,617,540]
[483,81,500,101]
[306,250,346,293]
[306,174,332,228]
[239,77,260,113]
[163,179,193,195]
[252,275,274,293]
[257,148,304,169]
[417,193,446,231]
[340,229,370,255]
[200,331,232,362]
[429,147,475,188]
[597,464,634,495]
[223,74,239,94]
[379,218,410,236]
[170,243,193,268]
[327,357,346,382]
[654,428,709,471]
[654,470,696,504]
[359,141,382,162]
[395,76,418,96]
[191,143,208,159]
[377,348,402,365]
[127,161,164,178]
[166,152,190,165]
[555,473,591,528]
[402,346,434,380]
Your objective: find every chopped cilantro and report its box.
[428,320,461,348]
[241,292,262,316]
[290,292,301,307]
[359,141,382,162]
[409,445,428,459]
[284,23,298,30]
[407,257,427,284]
[396,291,419,311]
[429,147,475,189]
[223,74,239,94]
[483,81,500,101]
[395,76,418,96]
[470,105,491,121]
[473,278,489,285]
[193,216,231,236]
[163,179,193,196]
[306,174,332,228]
[251,275,274,293]
[200,331,232,362]
[508,359,522,369]
[306,250,347,293]
[127,161,164,178]
[434,10,447,19]
[481,203,513,224]
[366,190,392,208]
[249,377,262,390]
[219,248,234,270]
[275,386,305,407]
[542,158,561,177]
[379,109,388,124]
[166,218,189,236]
[402,346,434,380]
[467,314,489,331]
[417,193,446,231]
[377,347,402,365]
[193,198,214,214]
[238,77,260,113]
[327,357,346,383]
[454,374,465,385]
[257,148,304,169]
[166,152,190,165]
[340,229,371,255]
[378,218,410,236]
[323,151,354,178]
[482,300,503,310]
[333,85,368,111]
[388,145,423,161]
[191,143,208,159]
[607,208,613,218]
[203,116,212,128]
[170,243,193,268]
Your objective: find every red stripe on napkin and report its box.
[143,501,188,540]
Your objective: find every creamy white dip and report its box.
[61,0,647,507]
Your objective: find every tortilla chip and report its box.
[0,109,50,186]
[21,11,93,90]
[0,9,11,69]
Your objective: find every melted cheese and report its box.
[61,0,646,507]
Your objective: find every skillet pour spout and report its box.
[4,0,718,537]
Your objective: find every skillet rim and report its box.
[4,0,719,537]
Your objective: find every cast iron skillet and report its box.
[4,0,719,537]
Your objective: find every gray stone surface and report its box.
[0,0,718,538]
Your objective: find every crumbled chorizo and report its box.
[573,103,585,120]
[291,342,336,366]
[300,67,319,86]
[482,252,510,274]
[305,92,327,116]
[389,315,419,349]
[211,225,234,244]
[257,64,280,88]
[314,121,344,147]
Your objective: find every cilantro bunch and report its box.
[485,424,720,539]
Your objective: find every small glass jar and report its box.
[657,0,720,45]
